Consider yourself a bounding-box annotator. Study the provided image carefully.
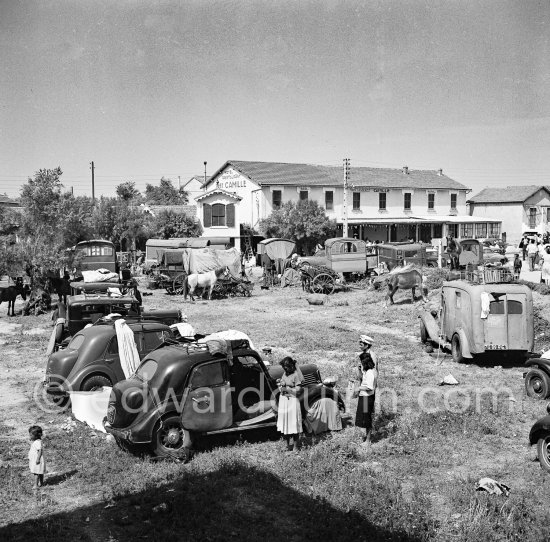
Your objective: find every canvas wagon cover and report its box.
[188,247,242,278]
[257,238,296,261]
[159,249,185,266]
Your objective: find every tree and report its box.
[17,168,75,286]
[259,200,337,255]
[152,209,202,239]
[144,177,188,205]
[116,181,141,202]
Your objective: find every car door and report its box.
[103,335,126,382]
[181,359,233,432]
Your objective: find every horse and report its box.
[385,268,427,305]
[47,275,71,305]
[183,266,231,301]
[0,280,29,316]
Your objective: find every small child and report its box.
[28,425,46,489]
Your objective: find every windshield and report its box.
[136,359,158,382]
[67,334,86,351]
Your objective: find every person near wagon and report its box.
[276,356,304,452]
[527,239,538,272]
[355,335,378,446]
[541,247,550,285]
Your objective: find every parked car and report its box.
[54,294,182,346]
[420,279,534,363]
[104,339,346,459]
[528,403,550,473]
[375,242,438,271]
[524,355,550,399]
[44,319,175,401]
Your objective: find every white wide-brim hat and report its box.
[359,334,374,345]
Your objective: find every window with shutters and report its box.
[428,193,435,210]
[352,192,360,210]
[204,203,235,228]
[378,193,386,210]
[450,193,457,210]
[404,192,411,211]
[299,190,309,201]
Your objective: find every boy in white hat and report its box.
[355,335,378,445]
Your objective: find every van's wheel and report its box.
[451,335,466,364]
[537,434,550,473]
[420,320,428,343]
[152,415,193,461]
[525,369,550,399]
[81,375,112,392]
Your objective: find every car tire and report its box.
[152,415,193,461]
[525,369,550,400]
[81,375,112,392]
[420,320,429,343]
[537,434,550,473]
[451,334,466,364]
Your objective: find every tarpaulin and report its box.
[70,388,111,433]
[82,269,119,283]
[188,248,241,278]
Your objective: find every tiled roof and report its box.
[185,175,211,189]
[210,160,468,191]
[0,195,18,206]
[468,185,549,203]
[145,205,197,215]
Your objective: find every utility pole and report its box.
[90,161,95,201]
[343,158,350,238]
[203,161,207,186]
[178,176,181,190]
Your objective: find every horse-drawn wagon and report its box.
[257,238,297,288]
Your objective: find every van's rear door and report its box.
[506,293,527,350]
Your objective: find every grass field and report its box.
[0,278,549,541]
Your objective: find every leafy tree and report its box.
[259,200,337,255]
[116,181,141,202]
[58,194,95,246]
[144,177,188,205]
[152,209,202,239]
[16,168,75,286]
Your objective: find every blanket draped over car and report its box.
[70,388,111,433]
[115,319,141,378]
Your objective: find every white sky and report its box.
[1,0,549,198]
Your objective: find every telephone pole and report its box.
[90,161,95,201]
[204,161,207,185]
[343,158,350,238]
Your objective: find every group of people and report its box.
[29,333,379,487]
[275,334,378,453]
[520,235,550,282]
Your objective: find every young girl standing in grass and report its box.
[276,357,303,452]
[28,425,46,489]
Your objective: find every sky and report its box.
[1,0,549,198]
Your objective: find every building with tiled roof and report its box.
[468,185,550,242]
[196,160,500,251]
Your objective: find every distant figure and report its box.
[446,236,460,271]
[527,239,538,272]
[513,254,522,280]
[542,247,550,285]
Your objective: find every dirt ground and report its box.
[1,275,550,540]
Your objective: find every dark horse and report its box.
[386,268,427,305]
[0,279,28,316]
[48,274,71,305]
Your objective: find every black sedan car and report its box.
[104,339,346,459]
[529,403,550,473]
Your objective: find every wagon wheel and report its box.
[311,273,335,294]
[172,273,187,295]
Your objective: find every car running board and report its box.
[205,420,277,435]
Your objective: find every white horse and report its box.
[184,266,231,301]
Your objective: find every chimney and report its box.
[438,168,443,176]
[402,166,409,175]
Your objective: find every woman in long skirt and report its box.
[277,357,304,451]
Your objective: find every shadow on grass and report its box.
[0,462,424,542]
[44,469,78,487]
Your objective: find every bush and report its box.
[517,279,550,295]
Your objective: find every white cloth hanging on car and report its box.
[114,319,141,378]
[480,292,491,319]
